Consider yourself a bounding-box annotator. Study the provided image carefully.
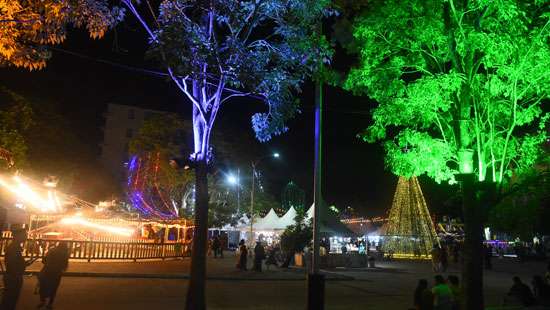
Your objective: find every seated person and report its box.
[507,276,535,307]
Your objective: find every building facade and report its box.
[100,103,166,181]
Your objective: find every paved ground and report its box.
[3,254,548,309]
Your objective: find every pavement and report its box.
[1,254,548,309]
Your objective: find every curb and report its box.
[2,271,354,281]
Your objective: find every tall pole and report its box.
[250,162,256,247]
[307,80,325,309]
[237,168,241,213]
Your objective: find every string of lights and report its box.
[383,176,438,258]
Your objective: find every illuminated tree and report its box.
[345,1,549,308]
[0,0,122,70]
[281,181,306,212]
[121,1,331,308]
[128,114,193,218]
[384,177,438,258]
[0,86,32,169]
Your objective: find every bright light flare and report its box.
[60,216,134,237]
[227,174,238,185]
[0,175,64,213]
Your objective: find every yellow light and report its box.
[60,216,134,237]
[0,175,47,211]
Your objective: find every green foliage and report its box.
[280,208,312,253]
[489,154,550,239]
[346,0,550,185]
[129,114,194,214]
[143,0,334,141]
[0,86,33,169]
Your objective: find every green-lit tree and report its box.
[344,1,549,308]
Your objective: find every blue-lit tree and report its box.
[121,1,332,308]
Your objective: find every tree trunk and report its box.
[460,173,484,310]
[185,159,209,310]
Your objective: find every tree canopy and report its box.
[0,85,32,169]
[345,0,549,185]
[0,0,122,70]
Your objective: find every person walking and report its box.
[413,279,433,310]
[432,275,453,310]
[37,242,70,309]
[253,241,266,272]
[1,227,36,310]
[237,239,248,270]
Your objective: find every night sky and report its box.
[0,25,455,217]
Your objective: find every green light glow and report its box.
[347,0,549,184]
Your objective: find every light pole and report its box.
[249,152,280,246]
[308,79,325,309]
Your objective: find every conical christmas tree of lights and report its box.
[383,176,438,258]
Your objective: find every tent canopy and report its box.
[255,208,280,230]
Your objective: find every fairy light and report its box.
[383,177,439,258]
[60,216,134,236]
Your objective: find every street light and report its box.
[226,170,241,213]
[249,152,280,246]
[227,174,238,185]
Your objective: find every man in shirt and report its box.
[1,227,33,310]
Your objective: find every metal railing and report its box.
[0,238,190,262]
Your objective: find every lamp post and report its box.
[307,79,325,309]
[249,153,280,246]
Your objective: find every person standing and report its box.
[219,234,227,259]
[440,246,448,272]
[37,242,70,309]
[447,275,462,310]
[432,275,453,310]
[1,227,35,310]
[413,279,433,310]
[507,276,535,306]
[212,236,220,258]
[431,245,441,272]
[253,241,266,272]
[237,239,248,271]
[484,244,493,270]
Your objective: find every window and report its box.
[126,128,133,138]
[128,109,135,120]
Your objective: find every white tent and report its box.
[254,208,280,231]
[306,204,314,221]
[275,206,297,230]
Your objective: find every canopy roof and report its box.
[254,208,280,230]
[231,204,355,237]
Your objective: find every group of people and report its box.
[414,275,462,310]
[1,227,70,310]
[208,235,227,258]
[504,273,550,307]
[235,239,280,272]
